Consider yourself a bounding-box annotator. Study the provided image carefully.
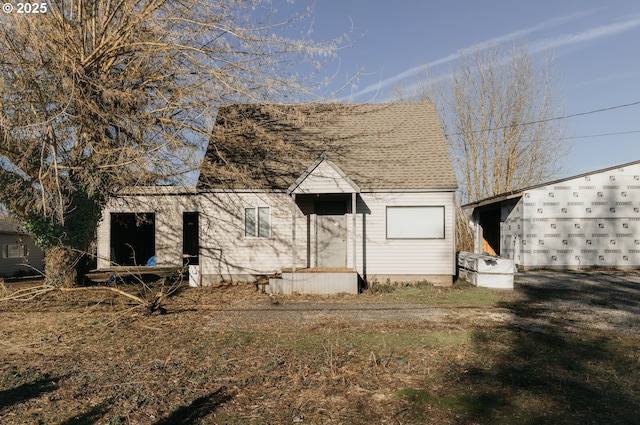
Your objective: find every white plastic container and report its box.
[188,265,200,287]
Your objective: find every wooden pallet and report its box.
[85,266,185,282]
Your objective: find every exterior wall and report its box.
[0,232,45,277]
[98,189,457,285]
[97,194,199,269]
[354,191,456,283]
[520,163,640,268]
[499,198,524,265]
[294,161,356,194]
[198,192,307,283]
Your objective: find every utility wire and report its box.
[517,129,640,145]
[445,100,640,137]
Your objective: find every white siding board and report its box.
[98,189,457,283]
[97,195,198,269]
[198,192,306,279]
[352,192,456,276]
[293,161,356,194]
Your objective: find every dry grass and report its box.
[0,275,639,424]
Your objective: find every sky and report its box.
[271,0,640,180]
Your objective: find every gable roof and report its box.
[287,153,360,195]
[463,159,640,209]
[197,103,457,192]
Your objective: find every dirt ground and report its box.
[1,270,639,424]
[203,270,640,333]
[507,269,640,335]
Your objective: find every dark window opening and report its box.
[479,208,501,256]
[183,212,199,266]
[110,213,155,266]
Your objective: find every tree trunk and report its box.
[44,245,79,288]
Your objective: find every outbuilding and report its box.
[464,160,640,270]
[0,219,45,277]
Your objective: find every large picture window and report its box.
[386,206,445,239]
[245,207,271,238]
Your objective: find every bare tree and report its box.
[0,0,343,286]
[394,43,566,251]
[398,43,567,204]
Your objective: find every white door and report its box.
[315,200,348,268]
[317,214,347,267]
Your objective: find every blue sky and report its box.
[273,0,640,179]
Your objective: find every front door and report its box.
[316,201,347,268]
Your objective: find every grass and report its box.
[0,278,639,424]
[371,279,508,306]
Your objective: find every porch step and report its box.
[268,271,358,295]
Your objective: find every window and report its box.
[3,244,25,258]
[386,206,445,239]
[245,207,270,238]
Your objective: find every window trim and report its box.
[244,206,271,238]
[386,206,445,240]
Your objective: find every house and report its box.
[96,103,458,292]
[463,160,640,270]
[0,218,45,277]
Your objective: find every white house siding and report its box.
[98,189,456,284]
[198,192,307,283]
[97,194,199,269]
[293,161,356,194]
[353,191,456,283]
[520,163,640,269]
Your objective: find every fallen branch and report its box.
[56,286,147,305]
[0,283,156,312]
[0,283,55,301]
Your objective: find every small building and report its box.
[464,160,640,270]
[0,219,45,277]
[96,103,458,291]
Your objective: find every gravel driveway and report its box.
[509,269,640,335]
[200,270,640,335]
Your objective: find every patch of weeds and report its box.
[396,388,438,418]
[302,379,319,389]
[423,330,472,348]
[438,286,502,306]
[369,279,504,307]
[359,382,378,391]
[415,279,435,289]
[105,416,126,425]
[0,370,58,410]
[367,279,395,294]
[1,366,47,387]
[397,388,508,422]
[221,331,255,348]
[90,318,108,326]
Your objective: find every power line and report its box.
[517,129,640,145]
[445,100,640,137]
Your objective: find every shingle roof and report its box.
[198,103,457,191]
[0,219,26,234]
